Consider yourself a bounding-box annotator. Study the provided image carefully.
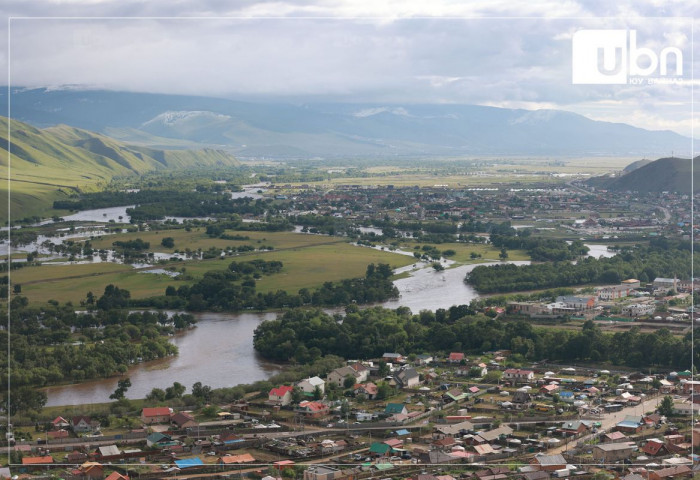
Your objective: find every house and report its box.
[105,473,130,480]
[434,420,475,438]
[369,442,393,457]
[105,472,130,480]
[303,466,343,480]
[559,420,590,436]
[268,385,294,406]
[653,277,678,292]
[297,376,325,395]
[385,403,408,415]
[348,362,370,382]
[327,366,363,388]
[597,284,634,301]
[478,425,513,443]
[171,411,198,429]
[383,438,403,449]
[21,456,54,469]
[443,388,468,402]
[529,453,566,472]
[540,384,559,395]
[394,366,420,388]
[76,462,105,479]
[648,465,692,480]
[448,352,465,363]
[642,438,668,456]
[141,407,171,424]
[51,416,70,430]
[146,432,175,448]
[353,382,378,399]
[603,431,628,443]
[615,415,644,434]
[473,443,495,455]
[296,401,329,418]
[681,381,700,394]
[96,445,121,460]
[71,415,99,433]
[511,391,531,405]
[67,451,89,463]
[382,353,405,363]
[592,442,637,462]
[416,354,434,365]
[658,379,674,393]
[503,369,534,384]
[673,400,700,415]
[623,303,656,317]
[556,295,597,310]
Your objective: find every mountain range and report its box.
[0,88,691,158]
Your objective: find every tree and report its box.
[377,361,390,377]
[12,284,21,294]
[161,237,175,248]
[343,375,356,389]
[8,387,47,416]
[291,387,305,404]
[165,381,186,399]
[191,382,212,401]
[376,382,392,400]
[110,378,132,400]
[313,385,323,400]
[146,388,166,402]
[432,262,445,272]
[499,248,509,261]
[658,395,674,417]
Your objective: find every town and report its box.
[6,352,699,480]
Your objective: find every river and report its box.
[44,312,283,406]
[43,258,532,406]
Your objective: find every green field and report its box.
[12,230,416,305]
[88,228,338,252]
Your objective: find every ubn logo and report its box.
[572,29,683,84]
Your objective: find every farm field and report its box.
[12,230,416,305]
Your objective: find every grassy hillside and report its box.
[0,117,239,222]
[599,156,700,194]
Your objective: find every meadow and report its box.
[13,230,417,305]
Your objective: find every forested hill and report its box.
[0,117,239,220]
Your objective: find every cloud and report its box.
[0,0,697,136]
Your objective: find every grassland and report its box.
[0,117,240,222]
[13,230,416,305]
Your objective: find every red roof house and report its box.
[141,407,171,424]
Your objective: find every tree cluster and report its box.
[253,305,698,369]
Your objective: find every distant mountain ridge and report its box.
[0,88,691,158]
[588,156,699,194]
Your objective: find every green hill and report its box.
[0,117,239,222]
[622,158,653,173]
[590,156,700,194]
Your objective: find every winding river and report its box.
[43,259,533,406]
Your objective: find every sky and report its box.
[0,0,698,137]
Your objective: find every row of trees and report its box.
[467,239,697,292]
[253,305,698,369]
[141,262,398,312]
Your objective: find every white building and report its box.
[622,303,656,317]
[297,376,325,395]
